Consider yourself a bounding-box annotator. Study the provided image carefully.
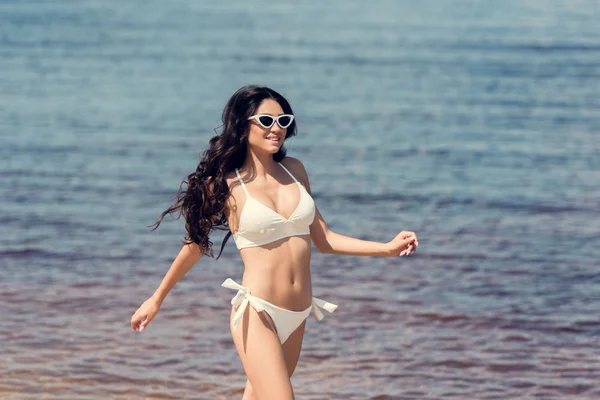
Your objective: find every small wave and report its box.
[445,40,600,54]
[1,248,61,258]
[486,200,588,214]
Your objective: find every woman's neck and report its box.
[242,149,278,179]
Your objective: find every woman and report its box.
[130,85,418,400]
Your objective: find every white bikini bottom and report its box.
[222,278,338,344]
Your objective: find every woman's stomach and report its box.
[238,235,312,311]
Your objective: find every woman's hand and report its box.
[131,296,161,332]
[387,231,419,257]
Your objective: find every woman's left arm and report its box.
[283,158,418,257]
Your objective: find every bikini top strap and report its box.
[278,162,299,183]
[234,168,250,195]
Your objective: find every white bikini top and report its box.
[232,162,316,250]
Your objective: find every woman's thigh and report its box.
[282,319,307,377]
[230,305,295,400]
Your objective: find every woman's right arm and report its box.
[152,242,203,304]
[130,242,203,332]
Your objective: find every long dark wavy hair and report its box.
[150,85,297,258]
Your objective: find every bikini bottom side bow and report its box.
[222,278,338,344]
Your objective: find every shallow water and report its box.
[2,0,600,398]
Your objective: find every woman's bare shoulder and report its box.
[281,156,309,181]
[223,171,244,202]
[223,170,238,186]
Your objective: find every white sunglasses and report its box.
[248,114,294,129]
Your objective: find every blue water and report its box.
[2,1,600,399]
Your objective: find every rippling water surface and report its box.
[2,1,600,399]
